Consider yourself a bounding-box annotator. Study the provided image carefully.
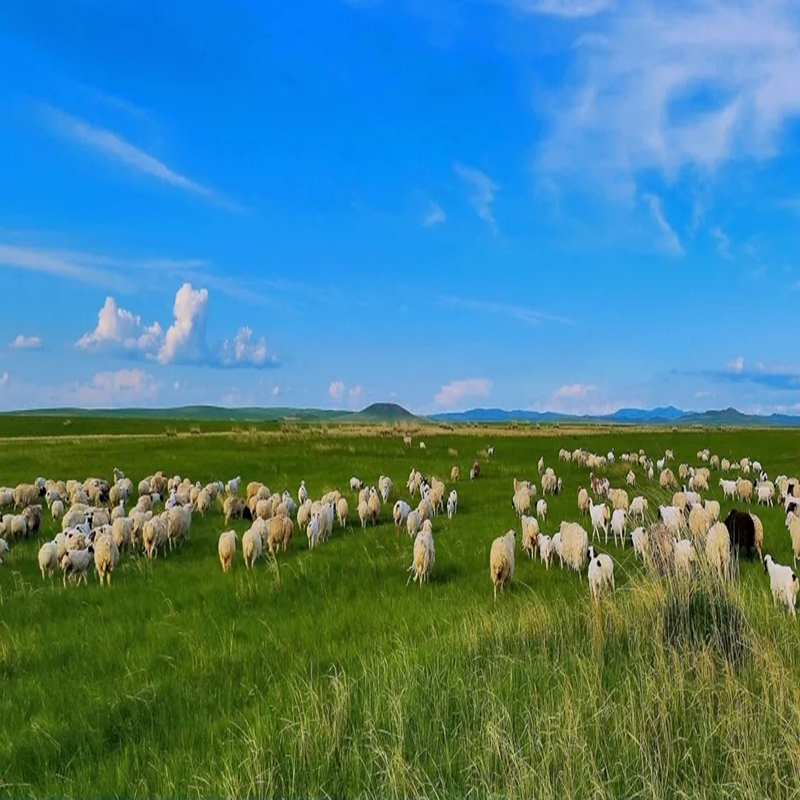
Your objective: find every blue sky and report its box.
[0,0,798,415]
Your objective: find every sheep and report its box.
[688,505,711,540]
[787,513,800,568]
[417,497,433,524]
[630,496,648,523]
[537,456,545,475]
[588,500,610,543]
[657,457,665,473]
[450,466,460,482]
[658,505,684,537]
[678,463,690,481]
[406,508,421,538]
[763,555,799,616]
[403,434,412,446]
[0,487,14,507]
[512,488,532,518]
[710,455,720,469]
[10,514,27,541]
[552,532,563,568]
[537,534,554,569]
[226,476,242,496]
[306,515,320,550]
[136,495,153,514]
[357,499,369,529]
[659,469,677,489]
[242,526,263,568]
[335,497,348,528]
[631,527,649,562]
[489,529,516,600]
[704,499,720,523]
[724,509,756,558]
[223,496,251,525]
[719,478,737,500]
[750,513,764,561]
[111,517,133,552]
[94,534,120,586]
[143,515,168,559]
[14,483,41,509]
[587,545,615,600]
[536,499,548,521]
[23,504,42,537]
[379,476,394,504]
[38,541,59,578]
[626,470,636,486]
[297,480,308,506]
[608,488,629,511]
[611,508,627,548]
[218,531,237,572]
[367,491,381,525]
[705,523,731,580]
[577,487,590,516]
[314,503,335,543]
[408,528,435,586]
[60,545,94,586]
[0,537,8,564]
[520,515,539,558]
[393,500,411,530]
[736,477,753,503]
[350,477,364,492]
[672,538,696,576]
[757,483,774,507]
[419,442,426,450]
[541,473,559,496]
[167,505,192,551]
[447,490,458,519]
[560,521,589,576]
[720,458,730,472]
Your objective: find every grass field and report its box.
[2,421,800,797]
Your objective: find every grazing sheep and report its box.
[608,488,629,511]
[611,508,627,547]
[577,487,590,516]
[60,546,94,586]
[306,515,320,550]
[537,534,554,569]
[143,515,168,559]
[750,513,764,560]
[38,541,58,578]
[588,500,610,543]
[242,527,263,568]
[226,476,242,496]
[521,515,539,558]
[704,499,720,523]
[94,534,120,586]
[218,531,238,572]
[787,512,800,568]
[552,532,563,568]
[672,538,696,576]
[10,515,27,541]
[536,499,547,521]
[512,489,532,518]
[223,496,251,525]
[14,483,41,509]
[367,491,381,525]
[719,478,737,500]
[357,499,369,530]
[659,469,677,489]
[450,466,460,482]
[314,503,335,543]
[705,523,731,580]
[408,528,435,586]
[447,490,458,519]
[167,505,192,551]
[417,498,433,524]
[336,497,349,528]
[631,527,649,563]
[735,478,753,504]
[626,470,636,486]
[298,480,308,506]
[587,545,615,600]
[763,555,799,616]
[23,504,42,537]
[688,505,711,540]
[51,499,64,521]
[630,496,648,523]
[757,482,775,507]
[560,522,589,577]
[724,509,756,558]
[111,517,133,552]
[393,500,411,530]
[658,505,684,538]
[406,508,421,538]
[489,529,516,600]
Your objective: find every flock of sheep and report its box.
[0,441,798,615]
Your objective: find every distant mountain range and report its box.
[4,402,800,426]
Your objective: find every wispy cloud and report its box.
[441,295,573,325]
[644,193,683,257]
[0,244,127,289]
[701,356,800,391]
[454,163,499,229]
[9,334,42,350]
[423,202,446,227]
[41,106,243,211]
[434,378,493,408]
[554,383,596,398]
[536,1,800,194]
[506,0,612,17]
[709,225,732,260]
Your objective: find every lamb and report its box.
[336,497,349,528]
[489,529,516,600]
[626,470,636,486]
[587,545,615,600]
[60,545,94,586]
[521,515,539,558]
[577,487,590,515]
[750,513,764,560]
[408,528,435,586]
[306,515,320,549]
[719,478,737,500]
[536,499,547,521]
[588,500,610,542]
[672,538,696,576]
[226,476,242,496]
[763,555,799,616]
[447,490,458,519]
[705,523,731,580]
[630,496,648,523]
[218,531,238,572]
[631,527,649,562]
[298,480,308,506]
[537,534,554,569]
[37,540,58,578]
[406,508,421,538]
[242,526,263,567]
[560,521,589,576]
[611,508,627,548]
[94,533,120,587]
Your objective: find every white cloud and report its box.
[537,1,800,193]
[0,244,126,289]
[77,296,163,355]
[441,295,573,325]
[554,383,596,398]
[709,225,732,259]
[695,390,714,398]
[434,378,493,408]
[272,385,280,397]
[9,334,41,350]
[157,283,208,365]
[454,163,499,229]
[423,202,446,227]
[348,385,364,406]
[0,371,8,387]
[42,106,242,211]
[508,0,612,17]
[727,356,745,372]
[217,326,274,368]
[644,193,684,256]
[173,381,180,391]
[329,380,345,400]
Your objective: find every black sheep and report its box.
[724,509,756,559]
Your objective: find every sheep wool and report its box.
[490,530,516,600]
[408,529,435,586]
[560,521,589,576]
[336,497,349,528]
[705,523,731,580]
[520,515,539,559]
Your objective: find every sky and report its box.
[0,0,798,416]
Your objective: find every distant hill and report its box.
[345,403,416,423]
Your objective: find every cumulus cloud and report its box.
[554,383,596,398]
[434,378,493,408]
[329,381,345,400]
[454,163,499,229]
[77,283,277,369]
[9,334,42,350]
[727,356,745,373]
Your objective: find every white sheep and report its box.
[703,499,720,523]
[626,470,636,486]
[406,508,421,538]
[408,528,435,586]
[705,522,730,580]
[587,545,615,600]
[536,499,547,521]
[447,490,458,519]
[560,521,589,576]
[242,527,263,567]
[658,505,684,537]
[786,512,800,568]
[611,508,627,548]
[358,499,369,529]
[298,480,308,506]
[35,540,57,577]
[0,537,8,564]
[336,497,349,528]
[350,476,363,492]
[763,555,799,616]
[218,530,238,572]
[719,478,737,500]
[552,532,563,568]
[672,538,696,576]
[393,500,411,530]
[167,505,192,551]
[226,476,242,496]
[521,515,539,558]
[512,488,531,518]
[588,500,610,542]
[490,529,516,600]
[61,546,94,586]
[537,534,553,569]
[757,483,774,507]
[631,527,649,562]
[630,496,648,523]
[306,515,320,550]
[94,534,120,587]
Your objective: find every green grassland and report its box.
[2,422,800,797]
